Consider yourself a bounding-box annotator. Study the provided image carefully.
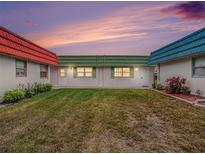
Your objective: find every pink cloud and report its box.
[160,2,205,20]
[24,19,33,26]
[25,2,204,50]
[24,19,36,26]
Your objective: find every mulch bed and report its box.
[160,89,205,103]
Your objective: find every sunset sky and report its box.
[0,1,204,55]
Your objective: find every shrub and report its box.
[33,82,40,94]
[152,82,164,90]
[33,83,44,94]
[24,83,35,98]
[3,89,25,103]
[44,83,53,91]
[165,76,187,94]
[17,82,53,98]
[33,82,53,94]
[181,86,191,95]
[156,83,165,90]
[17,83,35,98]
[2,83,53,104]
[38,83,44,93]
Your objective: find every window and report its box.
[16,60,27,77]
[193,57,205,77]
[76,67,93,77]
[60,68,65,77]
[40,64,48,78]
[114,67,131,77]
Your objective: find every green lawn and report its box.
[0,89,205,152]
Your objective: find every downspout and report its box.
[102,55,105,87]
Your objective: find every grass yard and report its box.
[0,89,205,152]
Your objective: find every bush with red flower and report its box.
[165,76,190,95]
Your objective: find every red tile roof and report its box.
[0,26,57,65]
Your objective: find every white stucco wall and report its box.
[0,55,50,96]
[159,57,205,96]
[51,66,154,88]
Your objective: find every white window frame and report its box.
[76,67,93,78]
[114,67,131,78]
[40,64,48,79]
[16,59,27,77]
[192,57,205,78]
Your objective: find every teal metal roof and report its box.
[149,27,205,65]
[58,55,150,67]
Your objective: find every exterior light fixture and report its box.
[135,67,139,71]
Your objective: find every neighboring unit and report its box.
[50,56,154,88]
[149,27,205,96]
[0,26,57,96]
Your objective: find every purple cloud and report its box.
[160,2,205,20]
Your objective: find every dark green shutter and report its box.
[92,67,96,78]
[111,67,114,78]
[73,67,77,78]
[130,67,134,78]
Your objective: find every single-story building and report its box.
[0,26,57,96]
[50,56,154,88]
[149,27,205,96]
